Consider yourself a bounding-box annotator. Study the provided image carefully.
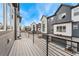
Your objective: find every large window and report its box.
[33,25,35,31]
[57,26,59,32]
[42,24,45,32]
[56,26,66,32]
[60,26,62,32]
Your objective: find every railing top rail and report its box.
[43,34,79,43]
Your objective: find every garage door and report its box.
[52,38,66,48]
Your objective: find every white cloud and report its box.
[20,9,28,18]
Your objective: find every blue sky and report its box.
[0,4,3,24]
[20,3,77,27]
[20,3,60,27]
[0,3,78,27]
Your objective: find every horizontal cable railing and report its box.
[27,31,78,56]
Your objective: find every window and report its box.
[60,26,62,32]
[63,26,66,32]
[73,24,78,29]
[74,12,79,16]
[56,26,66,32]
[59,13,66,19]
[42,24,45,32]
[62,15,66,19]
[57,26,60,32]
[57,26,59,32]
[33,25,35,31]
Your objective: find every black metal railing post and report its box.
[33,31,34,44]
[33,30,35,44]
[46,34,48,56]
[28,31,29,38]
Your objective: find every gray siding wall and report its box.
[72,22,79,37]
[47,19,53,34]
[0,31,14,56]
[54,6,71,23]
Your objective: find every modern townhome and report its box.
[31,22,37,32]
[52,4,72,49]
[52,4,79,52]
[41,15,54,35]
[71,5,79,52]
[41,15,47,34]
[40,15,55,39]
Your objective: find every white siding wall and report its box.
[41,16,47,33]
[54,23,72,36]
[72,6,79,22]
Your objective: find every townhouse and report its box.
[41,15,54,37]
[40,4,79,52]
[36,23,41,33]
[30,22,41,34]
[52,4,79,52]
[51,4,72,50]
[71,5,79,52]
[31,22,37,32]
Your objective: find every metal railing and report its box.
[44,34,79,56]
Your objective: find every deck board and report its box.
[9,32,73,56]
[9,33,45,56]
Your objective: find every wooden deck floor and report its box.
[9,32,73,56]
[9,33,45,56]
